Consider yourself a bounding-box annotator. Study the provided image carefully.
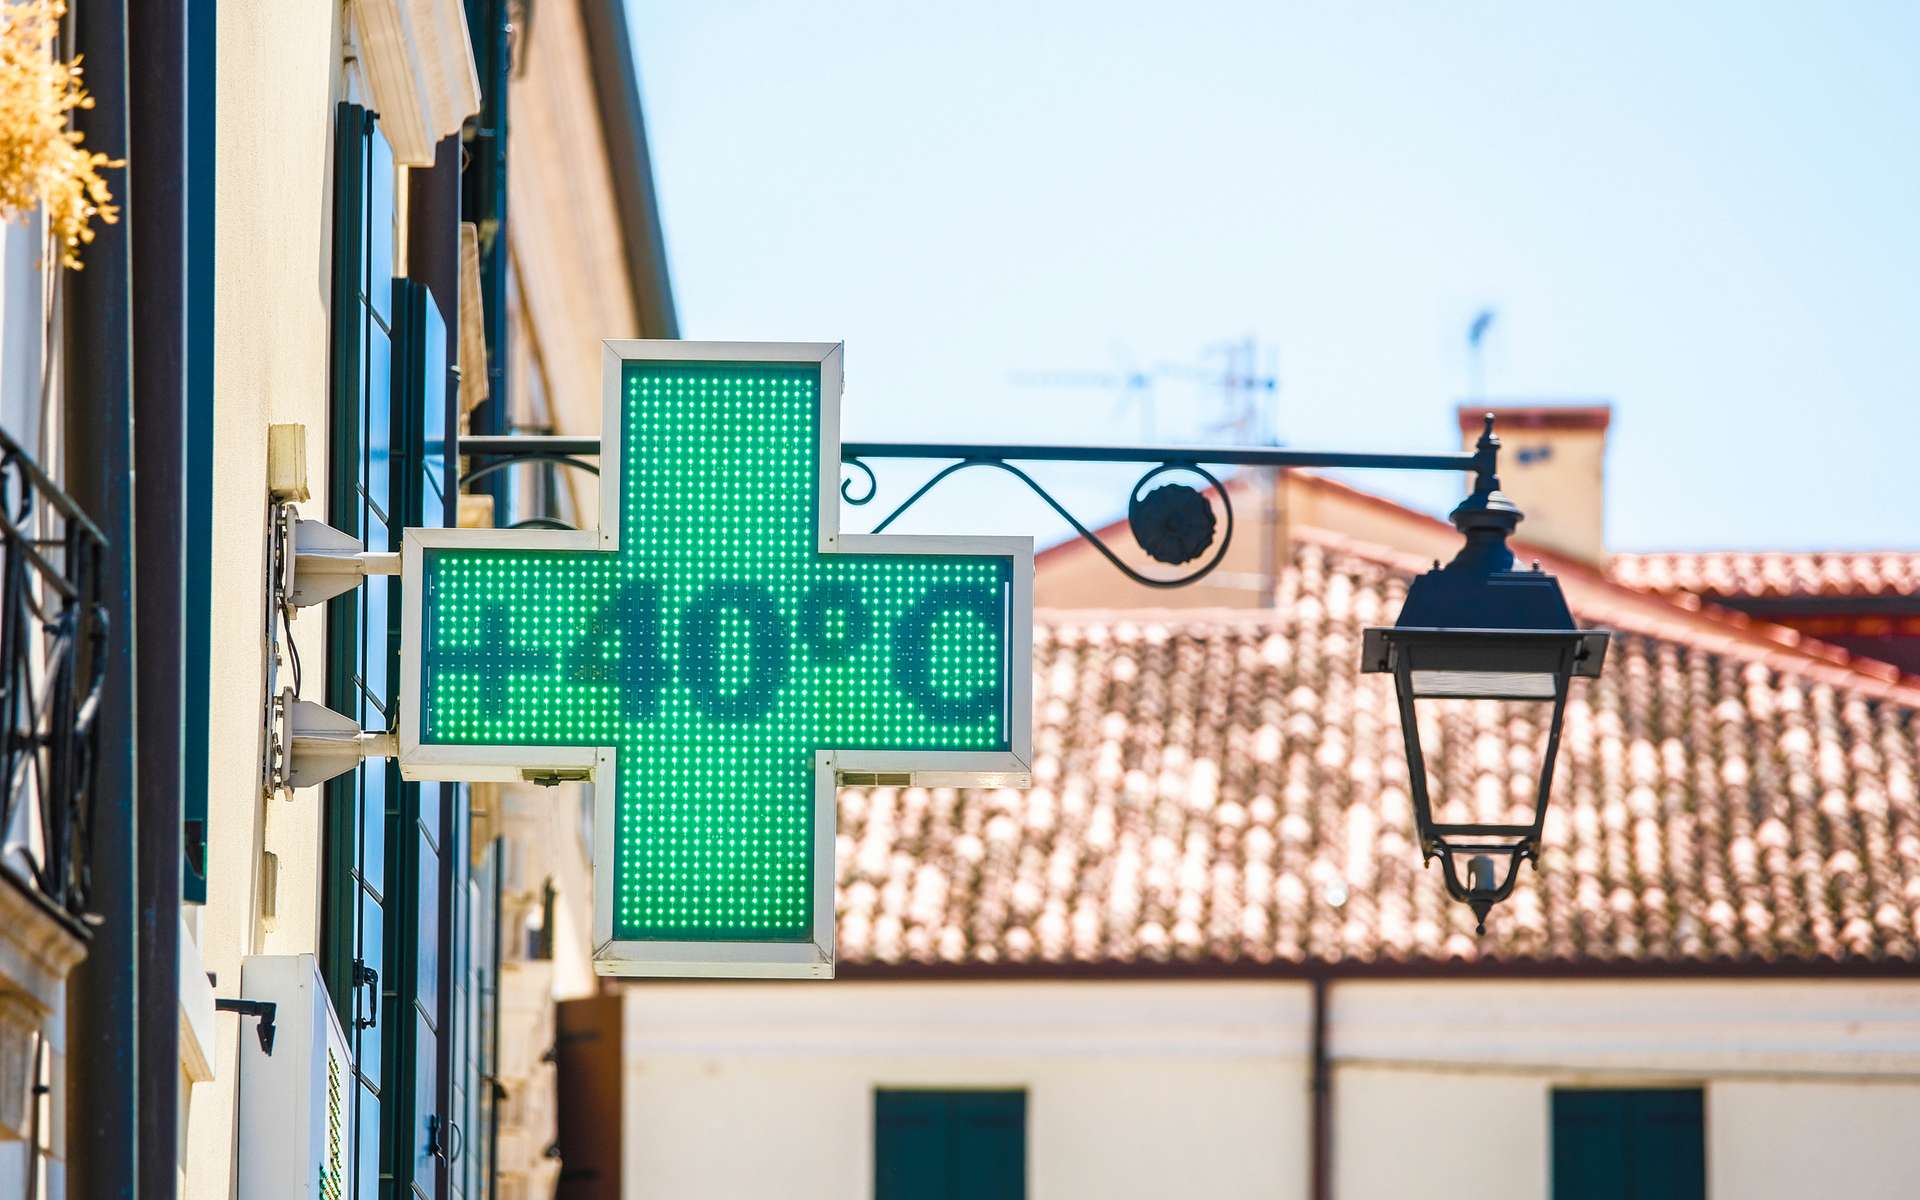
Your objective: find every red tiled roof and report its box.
[1610,551,1920,600]
[836,534,1920,971]
[1041,470,1918,688]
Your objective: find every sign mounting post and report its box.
[399,342,1032,978]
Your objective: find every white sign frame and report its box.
[400,340,1033,978]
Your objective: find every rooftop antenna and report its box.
[1202,335,1280,448]
[1008,344,1159,441]
[1467,307,1497,402]
[1013,339,1280,447]
[1200,336,1283,605]
[1012,338,1282,599]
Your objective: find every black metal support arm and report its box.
[840,427,1498,588]
[841,440,1487,475]
[214,998,278,1055]
[455,419,1504,590]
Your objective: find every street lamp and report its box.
[1362,420,1608,931]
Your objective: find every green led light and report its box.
[418,361,1012,943]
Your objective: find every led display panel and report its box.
[399,343,1033,977]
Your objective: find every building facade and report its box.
[188,2,674,1197]
[0,0,670,1196]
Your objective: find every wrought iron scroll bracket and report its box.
[841,455,1237,589]
[451,422,1500,592]
[837,422,1496,590]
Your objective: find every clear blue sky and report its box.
[626,2,1920,553]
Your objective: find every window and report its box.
[325,101,398,1200]
[181,0,214,903]
[326,104,462,1200]
[1552,1088,1705,1200]
[875,1090,1026,1200]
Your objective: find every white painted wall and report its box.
[619,982,1312,1200]
[615,979,1920,1200]
[1336,1066,1546,1199]
[1710,1079,1920,1199]
[186,3,348,1196]
[1329,981,1920,1198]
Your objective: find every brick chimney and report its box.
[1457,403,1610,564]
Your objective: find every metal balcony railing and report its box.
[0,424,107,932]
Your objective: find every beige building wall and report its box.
[1458,406,1609,565]
[186,2,350,1196]
[500,0,645,526]
[1710,1080,1920,1199]
[482,779,599,1198]
[485,4,654,1189]
[181,2,642,1195]
[618,982,1312,1200]
[1334,980,1920,1200]
[609,978,1920,1200]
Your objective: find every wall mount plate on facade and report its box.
[397,341,1034,979]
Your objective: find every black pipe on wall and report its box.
[62,0,139,1193]
[127,0,188,1191]
[1310,977,1332,1200]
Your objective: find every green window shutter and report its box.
[324,101,399,1200]
[383,278,453,1199]
[180,0,215,905]
[875,1090,1026,1200]
[1552,1089,1704,1200]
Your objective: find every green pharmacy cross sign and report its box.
[399,342,1033,978]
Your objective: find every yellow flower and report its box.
[0,0,120,269]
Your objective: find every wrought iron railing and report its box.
[0,423,107,932]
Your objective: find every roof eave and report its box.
[579,0,680,339]
[838,956,1919,982]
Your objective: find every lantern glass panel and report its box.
[1409,669,1556,699]
[1397,635,1570,702]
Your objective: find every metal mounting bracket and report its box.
[265,687,398,793]
[214,998,278,1055]
[287,517,401,608]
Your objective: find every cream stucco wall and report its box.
[1330,980,1920,1200]
[619,982,1312,1200]
[613,978,1920,1200]
[1461,420,1607,564]
[1710,1080,1920,1199]
[187,3,349,1196]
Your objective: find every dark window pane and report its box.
[1552,1089,1703,1200]
[876,1090,1025,1200]
[1627,1090,1706,1200]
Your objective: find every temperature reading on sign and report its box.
[400,344,1032,978]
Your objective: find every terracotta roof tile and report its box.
[837,538,1920,970]
[1610,551,1920,600]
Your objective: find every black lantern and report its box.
[1362,422,1608,932]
